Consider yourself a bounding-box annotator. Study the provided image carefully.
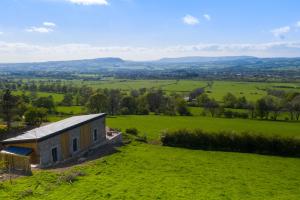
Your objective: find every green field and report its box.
[56,106,85,115]
[12,91,64,103]
[1,143,300,200]
[107,115,300,140]
[17,79,300,102]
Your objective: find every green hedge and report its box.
[161,129,300,157]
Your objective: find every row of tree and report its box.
[191,91,300,120]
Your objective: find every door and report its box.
[51,147,58,162]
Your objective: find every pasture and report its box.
[0,142,299,199]
[107,115,300,140]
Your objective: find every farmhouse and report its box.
[0,113,121,172]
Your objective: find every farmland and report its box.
[1,78,300,200]
[107,115,300,140]
[0,142,300,199]
[13,79,300,102]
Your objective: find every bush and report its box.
[125,128,139,136]
[161,129,300,157]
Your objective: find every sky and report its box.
[0,0,300,62]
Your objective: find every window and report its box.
[72,138,78,152]
[93,129,98,141]
[52,147,58,162]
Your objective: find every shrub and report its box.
[161,129,300,157]
[125,128,139,136]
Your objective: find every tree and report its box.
[86,93,108,114]
[223,93,237,108]
[291,95,300,120]
[247,102,256,119]
[121,96,137,115]
[33,96,55,113]
[146,90,164,112]
[136,95,150,115]
[107,89,122,115]
[196,93,210,107]
[24,107,47,126]
[0,89,19,132]
[204,98,219,117]
[189,88,204,101]
[162,96,177,116]
[60,93,74,106]
[255,97,269,119]
[176,98,191,116]
[235,96,248,109]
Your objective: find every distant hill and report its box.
[157,56,257,63]
[0,56,300,73]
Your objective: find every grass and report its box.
[107,115,300,140]
[12,91,64,103]
[1,142,300,199]
[56,106,85,115]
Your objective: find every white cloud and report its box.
[296,21,300,27]
[43,22,56,27]
[66,0,108,6]
[26,22,56,33]
[26,27,53,33]
[0,32,3,35]
[1,41,300,62]
[183,15,199,25]
[203,14,211,21]
[271,26,290,38]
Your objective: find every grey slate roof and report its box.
[2,113,105,143]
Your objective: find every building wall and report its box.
[5,142,39,164]
[38,117,106,167]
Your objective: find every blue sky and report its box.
[0,0,300,62]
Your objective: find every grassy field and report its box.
[107,115,300,140]
[1,142,300,200]
[12,91,64,103]
[16,79,300,102]
[56,106,85,115]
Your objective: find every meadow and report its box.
[107,115,300,140]
[1,142,299,200]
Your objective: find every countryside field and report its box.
[16,79,300,102]
[107,115,300,140]
[0,142,299,200]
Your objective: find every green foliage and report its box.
[86,93,108,113]
[125,128,139,136]
[33,96,55,113]
[24,107,48,126]
[161,129,300,157]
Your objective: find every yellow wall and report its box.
[80,123,92,150]
[60,132,70,159]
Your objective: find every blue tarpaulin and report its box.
[2,146,33,156]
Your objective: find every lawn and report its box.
[107,115,300,140]
[1,143,299,200]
